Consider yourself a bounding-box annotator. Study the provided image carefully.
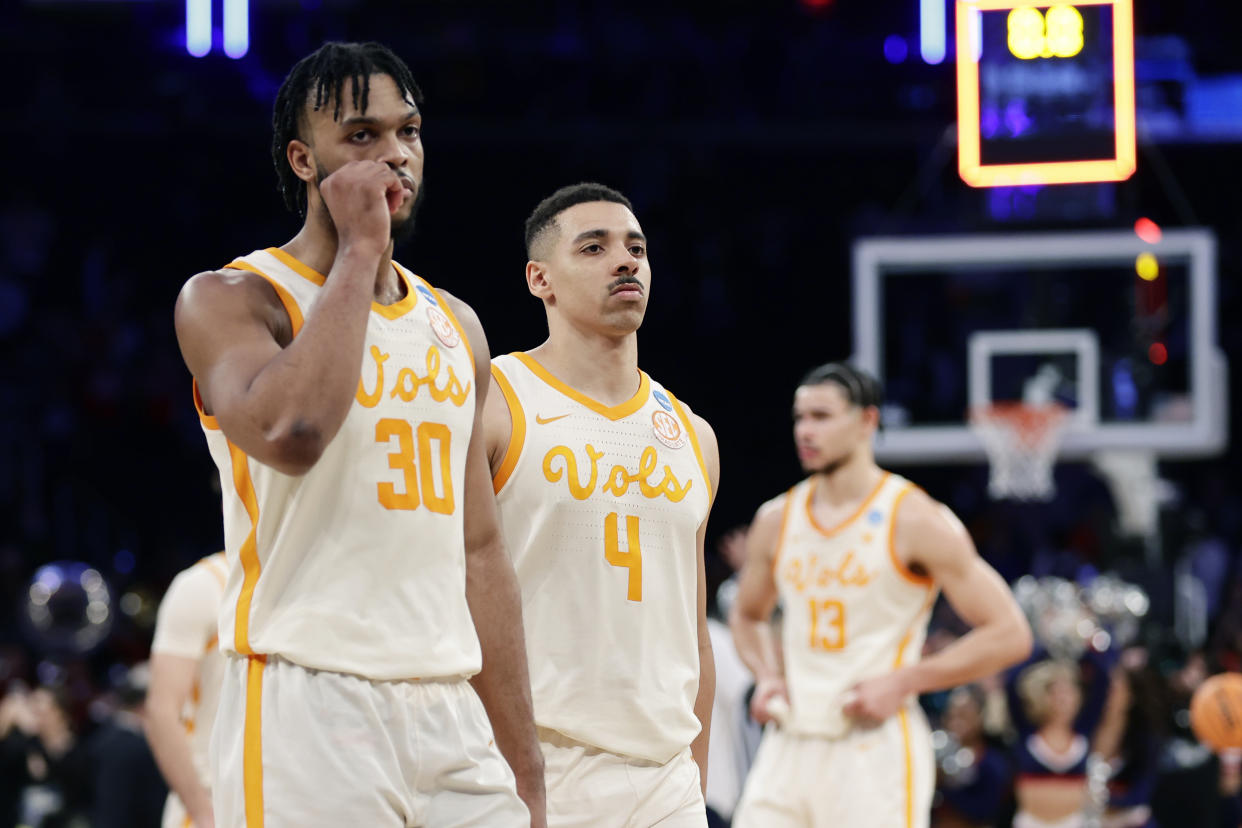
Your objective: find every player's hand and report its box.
[318,160,410,251]
[843,671,911,726]
[751,675,790,725]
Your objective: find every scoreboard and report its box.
[955,0,1136,187]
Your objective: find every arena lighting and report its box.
[1134,217,1163,244]
[185,0,249,59]
[1149,343,1168,366]
[955,0,1137,187]
[921,0,947,63]
[1135,252,1159,282]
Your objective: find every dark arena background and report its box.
[4,0,1242,825]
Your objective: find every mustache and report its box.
[610,275,644,291]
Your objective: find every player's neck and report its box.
[811,454,884,507]
[527,327,640,407]
[282,213,399,302]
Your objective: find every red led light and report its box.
[1134,217,1162,245]
[1148,343,1168,365]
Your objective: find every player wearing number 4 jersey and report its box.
[729,362,1032,828]
[173,42,542,827]
[485,183,719,828]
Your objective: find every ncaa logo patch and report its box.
[867,509,884,526]
[651,410,687,449]
[427,305,461,348]
[415,284,439,305]
[653,390,674,412]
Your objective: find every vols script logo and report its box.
[651,410,686,449]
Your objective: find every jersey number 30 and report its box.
[604,512,642,602]
[375,418,454,514]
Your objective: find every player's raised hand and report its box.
[843,671,910,725]
[318,160,410,251]
[751,675,790,725]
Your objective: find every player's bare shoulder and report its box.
[893,485,976,572]
[746,491,790,564]
[174,267,293,351]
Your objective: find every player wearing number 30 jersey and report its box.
[486,183,720,828]
[174,42,542,827]
[729,362,1032,828]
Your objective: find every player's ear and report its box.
[861,405,881,432]
[287,139,316,185]
[526,260,553,300]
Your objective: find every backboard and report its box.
[852,229,1226,464]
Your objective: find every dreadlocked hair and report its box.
[271,41,424,216]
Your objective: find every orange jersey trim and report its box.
[224,259,306,337]
[226,441,262,656]
[192,380,220,431]
[511,352,651,421]
[888,484,936,587]
[898,707,915,828]
[665,390,713,504]
[197,552,228,590]
[490,364,525,494]
[422,278,476,374]
[244,655,267,827]
[263,247,419,320]
[770,485,800,577]
[804,472,891,538]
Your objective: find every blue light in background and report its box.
[884,34,909,64]
[224,0,249,59]
[186,0,211,57]
[113,549,135,575]
[920,0,946,64]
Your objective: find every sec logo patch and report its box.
[652,410,687,449]
[427,305,460,348]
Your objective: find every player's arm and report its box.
[443,292,546,828]
[845,490,1033,723]
[146,653,214,828]
[686,410,719,795]
[728,495,789,725]
[173,161,408,475]
[145,569,218,828]
[482,372,513,480]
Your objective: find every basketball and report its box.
[1189,673,1242,751]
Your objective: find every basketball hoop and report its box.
[970,403,1069,501]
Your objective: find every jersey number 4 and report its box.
[375,418,454,514]
[809,599,847,651]
[604,513,642,602]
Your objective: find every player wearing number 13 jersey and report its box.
[174,42,542,827]
[485,184,720,828]
[729,362,1032,828]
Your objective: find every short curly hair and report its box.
[523,182,634,258]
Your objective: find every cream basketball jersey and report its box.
[150,551,228,789]
[192,247,480,680]
[491,352,712,763]
[775,472,939,737]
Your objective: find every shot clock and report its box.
[955,0,1136,187]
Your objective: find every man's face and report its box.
[532,201,650,337]
[792,382,872,474]
[301,73,425,240]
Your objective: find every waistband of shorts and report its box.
[536,727,671,767]
[225,652,472,684]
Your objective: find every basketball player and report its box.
[146,551,228,828]
[484,183,719,827]
[173,42,543,826]
[729,362,1032,828]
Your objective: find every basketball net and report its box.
[970,403,1069,501]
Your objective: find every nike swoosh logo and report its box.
[535,413,570,425]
